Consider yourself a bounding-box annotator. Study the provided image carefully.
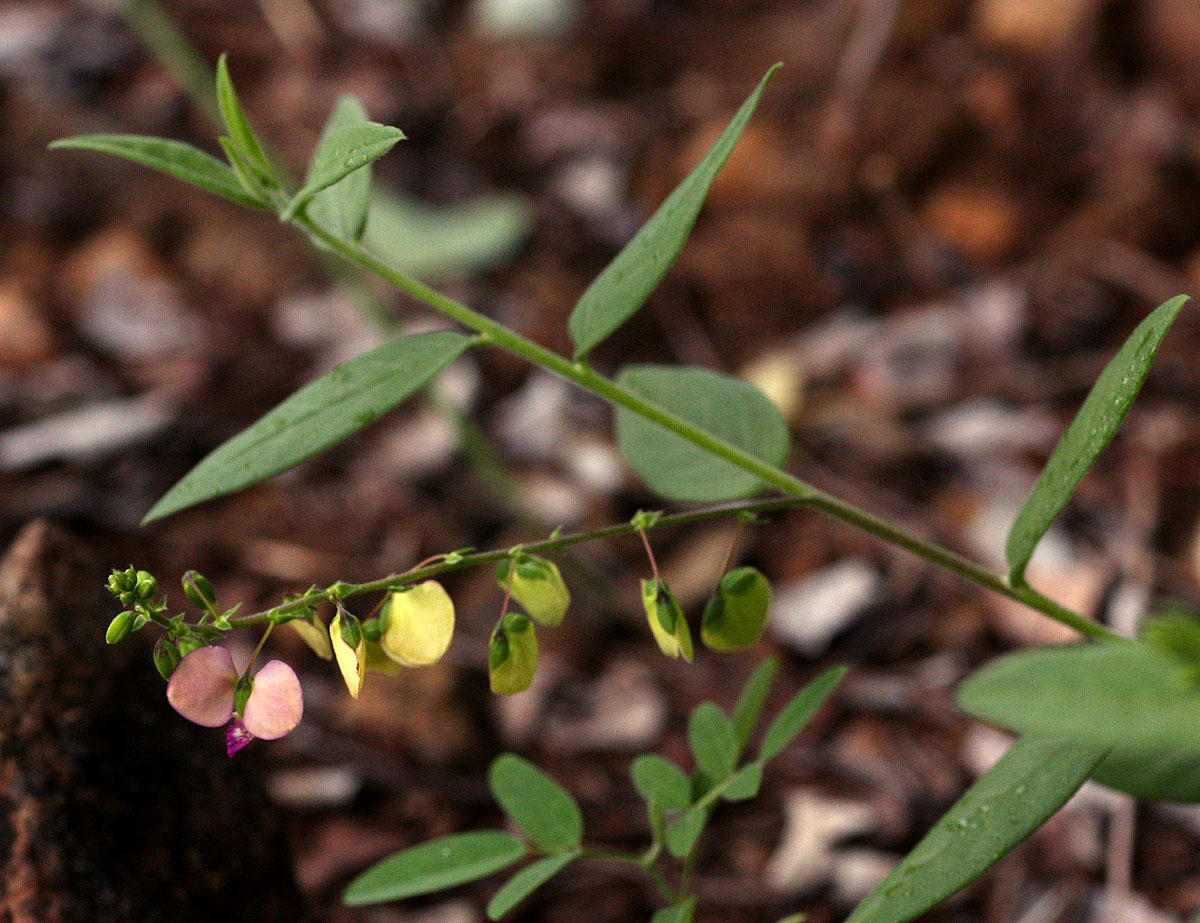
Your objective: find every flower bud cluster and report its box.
[488,552,570,695]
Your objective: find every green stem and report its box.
[234,497,808,628]
[577,849,677,902]
[295,216,1121,644]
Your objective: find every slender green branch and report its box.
[294,216,1121,644]
[577,849,677,902]
[230,497,809,628]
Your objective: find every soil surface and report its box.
[3,0,1200,921]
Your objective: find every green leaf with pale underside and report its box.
[143,330,472,522]
[308,96,375,241]
[283,122,405,221]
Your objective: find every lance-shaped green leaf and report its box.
[650,898,697,923]
[308,96,375,241]
[343,831,527,905]
[845,738,1103,923]
[759,666,846,763]
[688,702,738,781]
[364,188,531,278]
[568,65,780,359]
[283,122,406,221]
[49,135,266,209]
[488,754,584,852]
[732,658,779,752]
[1006,295,1187,584]
[957,641,1200,801]
[616,365,789,502]
[487,852,577,920]
[216,54,273,182]
[631,755,692,812]
[144,330,473,522]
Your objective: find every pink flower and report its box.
[166,646,303,755]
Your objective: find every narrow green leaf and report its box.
[958,641,1200,801]
[488,754,584,852]
[283,122,406,221]
[631,755,692,812]
[733,658,780,752]
[650,897,697,923]
[343,831,527,905]
[759,666,846,763]
[216,54,273,181]
[486,852,576,920]
[143,330,472,522]
[665,806,709,858]
[50,135,265,209]
[308,96,374,241]
[364,188,531,278]
[845,738,1103,923]
[217,136,270,201]
[615,365,789,502]
[688,702,738,780]
[722,762,762,802]
[1006,295,1187,584]
[568,65,780,359]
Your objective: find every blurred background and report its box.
[4,0,1200,920]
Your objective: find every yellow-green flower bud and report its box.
[330,611,366,698]
[489,611,538,695]
[106,610,135,645]
[641,578,693,662]
[701,566,772,652]
[380,580,455,667]
[496,554,569,627]
[289,616,333,660]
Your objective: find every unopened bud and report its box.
[496,554,569,627]
[106,610,135,644]
[330,611,366,698]
[489,611,538,695]
[119,590,136,607]
[701,566,771,652]
[154,637,182,680]
[641,579,693,662]
[380,581,455,667]
[135,571,157,602]
[182,571,216,609]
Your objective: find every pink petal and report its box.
[225,718,254,757]
[241,659,303,740]
[166,646,238,727]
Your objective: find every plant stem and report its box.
[233,497,808,627]
[578,849,677,902]
[295,216,1121,644]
